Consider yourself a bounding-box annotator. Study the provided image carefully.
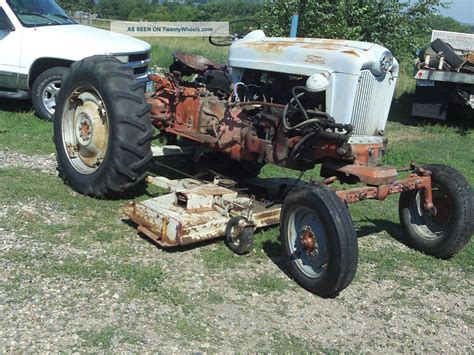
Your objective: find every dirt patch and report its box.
[0,200,71,226]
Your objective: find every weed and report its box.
[200,241,245,270]
[231,274,290,294]
[78,325,118,349]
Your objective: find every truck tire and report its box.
[54,56,153,198]
[399,164,473,259]
[32,66,69,121]
[280,184,358,298]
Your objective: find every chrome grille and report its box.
[351,70,396,136]
[115,51,151,81]
[127,51,151,80]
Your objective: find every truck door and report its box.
[0,3,21,89]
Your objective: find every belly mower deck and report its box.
[123,175,285,247]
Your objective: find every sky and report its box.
[438,0,474,24]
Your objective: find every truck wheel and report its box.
[225,216,255,254]
[54,56,153,198]
[32,67,69,121]
[399,164,472,259]
[280,184,358,298]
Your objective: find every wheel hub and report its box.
[42,79,61,114]
[431,192,450,225]
[300,226,318,255]
[62,88,109,174]
[77,113,93,144]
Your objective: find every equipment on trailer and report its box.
[53,26,473,297]
[412,30,474,120]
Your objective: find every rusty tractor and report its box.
[53,26,472,297]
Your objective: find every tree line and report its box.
[57,0,472,60]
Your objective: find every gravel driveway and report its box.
[1,150,472,352]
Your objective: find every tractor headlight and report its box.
[306,72,330,92]
[380,52,394,73]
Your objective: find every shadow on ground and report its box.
[0,98,32,113]
[260,218,405,283]
[390,92,473,133]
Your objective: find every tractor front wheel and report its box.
[280,184,358,298]
[399,164,473,259]
[54,56,153,198]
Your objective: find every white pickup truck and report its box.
[0,0,151,120]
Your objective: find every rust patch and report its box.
[254,208,281,227]
[336,174,434,209]
[341,50,360,57]
[325,161,398,186]
[243,40,346,54]
[172,51,221,72]
[242,41,294,53]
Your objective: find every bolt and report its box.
[300,226,317,254]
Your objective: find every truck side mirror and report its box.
[0,7,15,32]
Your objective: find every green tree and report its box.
[425,14,473,33]
[260,0,449,59]
[96,0,153,20]
[57,0,95,13]
[142,0,262,22]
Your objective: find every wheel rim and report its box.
[228,224,241,246]
[287,206,328,279]
[410,184,451,240]
[61,85,109,175]
[42,79,62,114]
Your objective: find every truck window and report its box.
[6,0,75,27]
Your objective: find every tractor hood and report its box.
[229,30,398,78]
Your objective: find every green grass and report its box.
[78,326,118,349]
[147,37,228,68]
[231,274,291,294]
[43,257,166,292]
[0,101,54,154]
[200,240,246,270]
[78,326,145,349]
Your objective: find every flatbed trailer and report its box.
[412,30,474,120]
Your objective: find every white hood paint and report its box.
[229,30,397,77]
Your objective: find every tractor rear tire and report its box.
[54,56,153,198]
[399,164,473,259]
[280,184,358,298]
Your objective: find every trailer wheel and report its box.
[54,56,153,198]
[280,184,358,298]
[399,164,473,259]
[225,216,255,254]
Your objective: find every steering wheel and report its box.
[209,19,261,47]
